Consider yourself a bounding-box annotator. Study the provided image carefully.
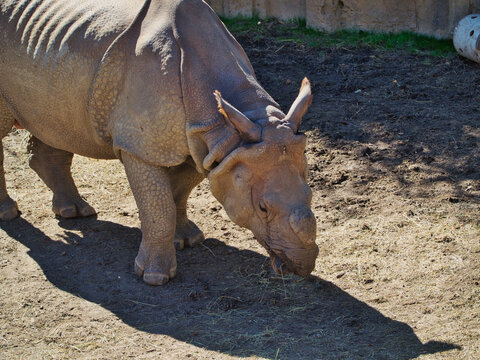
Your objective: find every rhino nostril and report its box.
[289,206,317,245]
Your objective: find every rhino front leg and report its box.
[27,136,96,218]
[0,98,19,220]
[122,152,177,286]
[167,162,205,250]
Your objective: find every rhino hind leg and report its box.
[167,162,205,250]
[27,136,96,218]
[0,98,19,220]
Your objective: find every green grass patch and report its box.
[221,13,262,34]
[221,16,456,57]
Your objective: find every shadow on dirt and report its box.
[1,216,460,359]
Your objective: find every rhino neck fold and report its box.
[186,118,242,174]
[173,0,279,174]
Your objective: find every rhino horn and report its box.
[214,90,262,143]
[284,78,313,132]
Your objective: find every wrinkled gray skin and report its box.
[0,0,319,285]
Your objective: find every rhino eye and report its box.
[259,200,267,213]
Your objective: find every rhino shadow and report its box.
[1,217,460,359]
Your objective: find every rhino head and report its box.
[208,79,319,277]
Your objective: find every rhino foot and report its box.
[52,194,96,218]
[134,242,177,286]
[174,220,205,250]
[0,197,19,221]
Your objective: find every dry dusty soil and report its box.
[1,22,479,360]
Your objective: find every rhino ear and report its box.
[284,78,313,132]
[214,91,262,143]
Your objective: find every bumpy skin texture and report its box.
[0,0,319,285]
[122,152,177,285]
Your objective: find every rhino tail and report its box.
[87,0,152,146]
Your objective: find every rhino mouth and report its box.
[271,253,288,274]
[263,244,290,275]
[263,241,316,277]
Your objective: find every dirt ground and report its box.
[1,22,479,360]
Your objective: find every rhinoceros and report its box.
[0,0,319,285]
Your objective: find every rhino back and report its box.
[0,0,143,158]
